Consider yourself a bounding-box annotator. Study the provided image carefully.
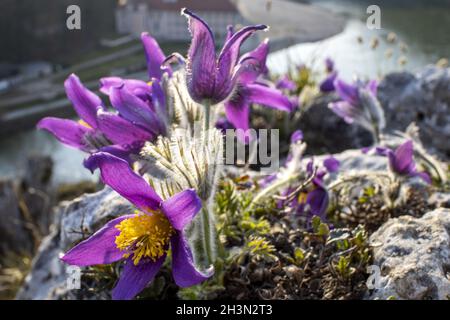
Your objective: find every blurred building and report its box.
[116,0,247,41]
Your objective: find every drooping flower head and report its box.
[224,38,293,135]
[37,74,158,169]
[61,153,212,300]
[387,140,431,183]
[182,8,268,105]
[328,78,385,141]
[141,32,171,80]
[38,32,171,171]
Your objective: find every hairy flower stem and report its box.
[186,201,218,272]
[201,204,216,265]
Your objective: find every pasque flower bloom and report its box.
[328,78,385,142]
[182,8,268,105]
[295,156,339,219]
[38,33,170,170]
[61,153,212,300]
[224,37,294,133]
[387,140,431,183]
[38,73,168,171]
[329,78,380,123]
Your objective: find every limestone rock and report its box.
[16,187,132,300]
[299,95,373,154]
[367,208,450,300]
[378,66,450,158]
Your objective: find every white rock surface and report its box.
[16,187,132,300]
[367,208,450,300]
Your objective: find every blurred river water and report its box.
[1,0,449,185]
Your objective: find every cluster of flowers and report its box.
[37,9,295,300]
[37,9,431,300]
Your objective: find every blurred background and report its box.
[0,0,449,186]
[0,0,449,299]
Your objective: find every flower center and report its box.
[115,211,174,265]
[297,191,308,204]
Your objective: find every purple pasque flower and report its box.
[287,156,340,220]
[387,140,431,183]
[329,78,378,123]
[37,74,164,171]
[224,38,294,134]
[141,32,171,80]
[182,8,268,105]
[61,153,212,300]
[100,77,167,131]
[37,74,155,169]
[328,78,384,140]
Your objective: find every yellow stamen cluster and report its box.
[297,191,308,204]
[78,119,92,129]
[115,212,174,265]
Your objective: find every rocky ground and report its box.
[3,65,450,300]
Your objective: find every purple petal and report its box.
[96,111,153,149]
[307,188,329,217]
[328,101,358,123]
[100,77,151,101]
[141,32,166,80]
[225,97,250,132]
[319,71,337,92]
[110,86,159,134]
[414,171,432,184]
[247,83,293,112]
[61,215,132,266]
[64,74,103,128]
[237,38,270,84]
[182,8,217,103]
[375,146,390,156]
[37,117,92,152]
[366,79,378,97]
[276,76,296,91]
[84,145,132,173]
[392,140,415,174]
[161,189,202,231]
[215,117,234,133]
[323,156,340,173]
[290,130,303,144]
[112,255,165,300]
[171,232,213,287]
[150,80,167,134]
[88,152,162,211]
[306,159,314,175]
[334,79,359,106]
[215,24,268,101]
